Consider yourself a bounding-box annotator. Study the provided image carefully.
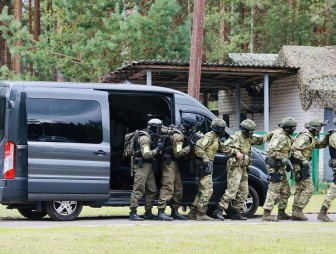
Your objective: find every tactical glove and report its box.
[156,141,165,152]
[281,158,289,166]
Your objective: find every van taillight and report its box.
[4,141,16,179]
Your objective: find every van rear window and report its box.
[0,96,6,142]
[26,98,103,144]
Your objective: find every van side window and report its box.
[26,98,103,144]
[181,113,211,133]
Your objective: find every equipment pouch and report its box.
[269,171,281,183]
[333,173,336,184]
[300,165,310,180]
[134,157,144,168]
[163,154,171,165]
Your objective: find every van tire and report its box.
[18,209,47,220]
[46,201,83,221]
[225,185,259,218]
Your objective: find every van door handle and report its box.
[93,150,106,156]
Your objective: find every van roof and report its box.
[0,80,209,110]
[0,80,183,94]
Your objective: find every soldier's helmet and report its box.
[181,116,197,129]
[279,117,297,128]
[240,119,256,131]
[279,117,297,135]
[147,118,163,135]
[210,118,226,134]
[305,119,324,132]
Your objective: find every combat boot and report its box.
[291,208,308,221]
[277,209,291,220]
[171,209,188,220]
[187,206,198,220]
[262,209,279,222]
[157,209,174,221]
[129,210,143,221]
[196,212,215,221]
[230,208,247,221]
[212,208,225,221]
[317,206,333,222]
[143,209,156,220]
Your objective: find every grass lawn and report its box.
[0,194,336,253]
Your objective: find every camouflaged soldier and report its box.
[291,119,330,221]
[317,119,336,222]
[262,117,297,222]
[157,117,197,221]
[188,118,227,221]
[129,118,164,221]
[213,119,271,221]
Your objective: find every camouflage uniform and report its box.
[262,128,293,220]
[129,133,159,219]
[291,121,329,220]
[217,131,269,213]
[157,131,190,218]
[318,130,336,222]
[192,130,226,219]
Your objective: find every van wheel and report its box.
[225,185,259,218]
[18,209,47,220]
[46,201,83,221]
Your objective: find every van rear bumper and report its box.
[0,177,28,203]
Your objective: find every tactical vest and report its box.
[232,132,251,155]
[162,129,184,160]
[297,132,316,160]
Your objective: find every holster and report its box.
[198,161,213,177]
[300,165,311,180]
[265,156,282,169]
[163,154,172,165]
[134,157,144,168]
[269,171,282,183]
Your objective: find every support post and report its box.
[146,70,152,86]
[235,84,240,130]
[264,74,269,132]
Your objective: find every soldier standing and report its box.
[157,117,197,221]
[291,119,330,221]
[188,118,227,221]
[262,117,297,222]
[317,119,336,222]
[129,118,165,221]
[213,119,270,221]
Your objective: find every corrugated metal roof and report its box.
[101,59,298,93]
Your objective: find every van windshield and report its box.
[0,87,8,142]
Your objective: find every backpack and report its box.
[123,130,148,159]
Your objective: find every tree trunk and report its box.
[34,0,40,41]
[13,0,22,74]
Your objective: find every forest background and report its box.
[0,0,335,82]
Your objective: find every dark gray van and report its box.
[0,81,269,220]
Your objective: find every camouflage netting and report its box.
[275,45,336,111]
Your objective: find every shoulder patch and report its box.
[143,144,150,153]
